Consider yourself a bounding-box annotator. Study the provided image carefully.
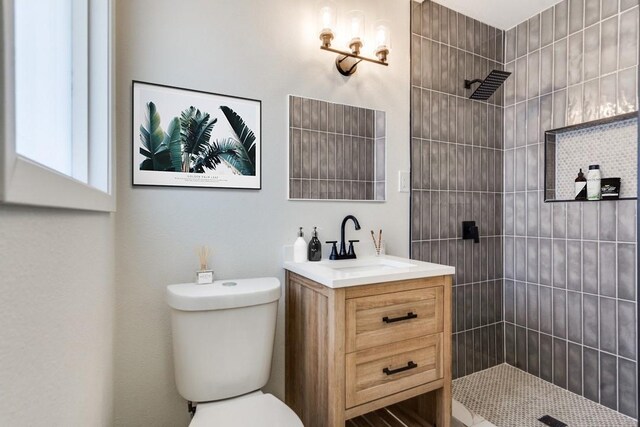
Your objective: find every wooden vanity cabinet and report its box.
[285,272,452,427]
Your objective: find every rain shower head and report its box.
[464,69,512,101]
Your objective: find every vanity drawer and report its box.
[345,287,444,352]
[345,334,443,408]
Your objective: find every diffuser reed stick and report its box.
[197,246,210,271]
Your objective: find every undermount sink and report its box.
[323,258,417,274]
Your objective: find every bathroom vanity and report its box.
[284,256,454,427]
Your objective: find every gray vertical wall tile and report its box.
[553,89,567,128]
[527,283,540,330]
[568,32,584,86]
[505,280,515,323]
[569,0,585,34]
[601,16,619,75]
[553,289,567,338]
[540,333,554,382]
[584,24,601,81]
[553,240,567,288]
[618,300,636,360]
[555,0,569,41]
[583,347,600,402]
[516,57,528,104]
[618,66,638,114]
[529,15,541,52]
[505,323,516,366]
[553,202,567,239]
[528,52,540,100]
[583,293,600,347]
[582,202,599,240]
[600,352,618,410]
[568,342,583,395]
[540,239,553,286]
[515,193,526,235]
[601,0,619,19]
[567,84,584,125]
[516,281,527,326]
[517,21,528,58]
[554,39,568,91]
[585,0,601,27]
[516,326,527,370]
[618,243,636,301]
[541,8,555,47]
[618,359,638,418]
[599,202,617,241]
[599,242,617,297]
[540,46,554,95]
[528,330,540,376]
[599,297,617,353]
[528,238,539,283]
[516,238,527,282]
[567,203,582,239]
[619,8,639,69]
[567,291,582,342]
[553,338,567,388]
[527,192,539,236]
[567,241,582,291]
[541,286,554,335]
[621,0,639,10]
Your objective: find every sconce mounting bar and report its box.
[320,45,389,66]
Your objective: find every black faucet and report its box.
[327,215,361,260]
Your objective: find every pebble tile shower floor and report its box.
[453,364,636,427]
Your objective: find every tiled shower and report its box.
[410,0,638,420]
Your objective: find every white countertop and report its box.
[283,253,455,288]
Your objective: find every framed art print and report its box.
[132,81,261,189]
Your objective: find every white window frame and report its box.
[0,0,115,212]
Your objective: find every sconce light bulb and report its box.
[320,6,333,31]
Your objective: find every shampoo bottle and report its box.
[586,164,601,201]
[575,169,587,200]
[293,227,307,263]
[308,227,322,262]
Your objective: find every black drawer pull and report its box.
[383,361,418,376]
[382,312,418,323]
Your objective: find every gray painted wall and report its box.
[0,206,115,426]
[113,1,410,425]
[410,0,506,379]
[503,0,638,418]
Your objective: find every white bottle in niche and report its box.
[586,164,601,201]
[293,227,307,263]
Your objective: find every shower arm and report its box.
[464,79,484,89]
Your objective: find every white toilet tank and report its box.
[166,277,281,403]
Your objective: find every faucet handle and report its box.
[347,240,359,257]
[326,241,338,260]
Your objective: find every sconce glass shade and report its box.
[346,10,365,53]
[318,1,337,46]
[374,20,391,62]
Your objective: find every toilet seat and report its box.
[189,392,303,427]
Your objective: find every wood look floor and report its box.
[347,404,433,427]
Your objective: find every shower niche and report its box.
[544,111,638,202]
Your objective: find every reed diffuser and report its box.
[195,246,214,284]
[370,229,385,256]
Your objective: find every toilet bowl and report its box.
[190,391,302,427]
[167,277,302,426]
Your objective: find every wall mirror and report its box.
[544,112,638,202]
[288,95,386,201]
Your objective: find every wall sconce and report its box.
[318,2,390,76]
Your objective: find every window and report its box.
[1,0,114,211]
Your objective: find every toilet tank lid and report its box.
[166,277,281,311]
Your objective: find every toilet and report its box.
[166,277,303,426]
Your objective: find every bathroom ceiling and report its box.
[432,0,563,30]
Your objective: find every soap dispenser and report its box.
[308,227,322,262]
[293,227,307,263]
